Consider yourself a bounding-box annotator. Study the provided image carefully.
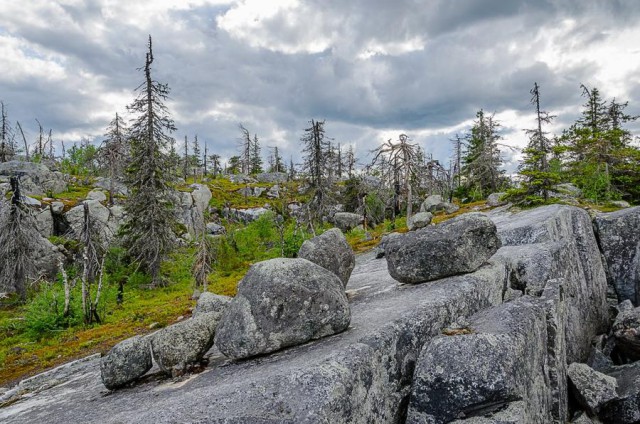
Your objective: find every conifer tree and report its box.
[559,84,639,202]
[98,112,128,206]
[516,82,560,203]
[461,109,505,199]
[250,134,263,174]
[302,119,330,217]
[122,35,177,285]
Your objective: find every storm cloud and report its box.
[0,0,638,170]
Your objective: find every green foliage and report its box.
[60,143,98,176]
[23,273,117,341]
[282,225,307,258]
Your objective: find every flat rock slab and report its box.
[0,205,609,424]
[0,252,505,424]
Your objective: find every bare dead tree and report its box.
[371,134,419,218]
[0,177,38,301]
[98,112,128,206]
[16,121,29,161]
[192,235,213,292]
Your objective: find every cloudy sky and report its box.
[1,0,639,171]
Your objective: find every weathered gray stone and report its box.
[449,401,526,423]
[255,172,288,183]
[100,336,152,390]
[332,212,364,232]
[406,212,432,231]
[86,189,107,202]
[227,173,256,184]
[35,208,53,238]
[205,222,226,235]
[552,182,582,199]
[385,213,501,284]
[23,196,41,207]
[297,228,355,287]
[0,160,67,195]
[406,296,553,424]
[599,362,640,424]
[487,192,507,207]
[419,194,460,214]
[593,206,640,305]
[64,199,120,242]
[266,184,280,199]
[94,177,128,196]
[611,200,631,208]
[568,362,618,416]
[227,207,271,223]
[611,303,640,362]
[150,312,218,375]
[0,205,614,424]
[215,258,350,359]
[193,292,232,321]
[491,205,610,363]
[50,201,64,215]
[175,184,212,234]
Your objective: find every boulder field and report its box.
[1,204,638,424]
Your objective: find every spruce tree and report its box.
[516,82,560,203]
[559,84,639,202]
[98,112,128,206]
[122,36,177,285]
[461,109,505,199]
[250,134,263,174]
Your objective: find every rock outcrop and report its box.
[594,206,640,305]
[0,161,67,196]
[176,184,212,234]
[407,295,556,424]
[215,258,350,359]
[385,213,501,284]
[297,228,355,287]
[0,205,623,424]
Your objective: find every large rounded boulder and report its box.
[150,312,218,375]
[385,212,501,284]
[100,335,152,390]
[214,258,350,359]
[297,228,355,287]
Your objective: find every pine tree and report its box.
[122,35,177,285]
